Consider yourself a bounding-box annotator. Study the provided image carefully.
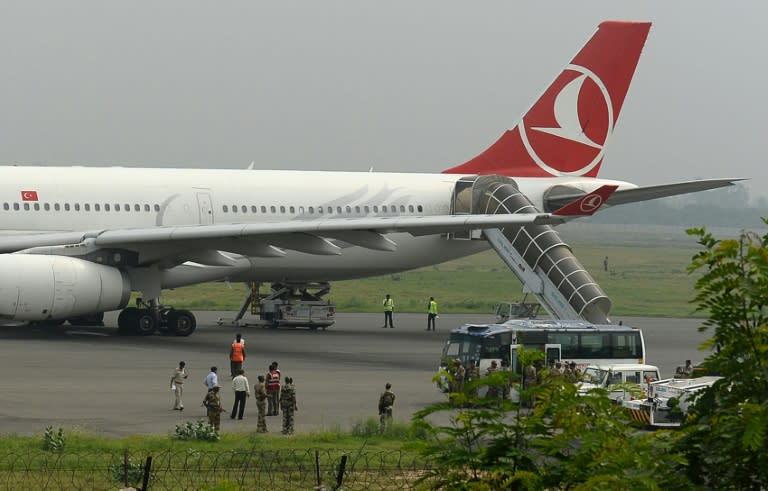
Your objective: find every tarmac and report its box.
[0,312,711,437]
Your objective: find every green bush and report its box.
[174,420,220,441]
[42,426,65,452]
[109,458,155,486]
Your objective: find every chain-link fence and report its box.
[0,448,433,490]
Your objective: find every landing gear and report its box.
[117,299,197,336]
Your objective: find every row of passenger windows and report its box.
[3,202,161,212]
[222,204,424,214]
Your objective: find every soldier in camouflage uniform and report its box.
[255,375,268,433]
[203,386,223,431]
[378,383,396,433]
[280,377,298,435]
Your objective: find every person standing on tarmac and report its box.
[255,375,268,433]
[170,361,188,411]
[382,294,395,328]
[378,382,396,433]
[266,362,282,416]
[229,333,246,379]
[427,297,438,331]
[280,377,298,435]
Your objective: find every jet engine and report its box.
[0,254,131,321]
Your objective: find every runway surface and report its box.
[0,312,711,437]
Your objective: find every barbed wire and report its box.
[0,448,433,490]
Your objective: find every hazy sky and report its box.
[1,1,765,201]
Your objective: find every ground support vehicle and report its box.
[622,376,722,428]
[577,363,661,402]
[494,297,542,323]
[217,282,335,330]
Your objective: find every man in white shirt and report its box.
[204,366,218,390]
[230,369,251,420]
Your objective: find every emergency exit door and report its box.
[196,192,214,225]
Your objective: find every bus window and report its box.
[580,334,611,358]
[612,332,642,359]
[550,333,579,359]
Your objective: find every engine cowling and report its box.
[0,255,131,321]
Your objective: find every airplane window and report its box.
[400,205,405,212]
[241,205,247,213]
[44,203,51,211]
[298,206,304,213]
[417,205,423,212]
[355,206,360,213]
[280,206,286,213]
[270,206,276,213]
[65,204,70,211]
[144,204,150,212]
[381,205,387,213]
[328,206,333,214]
[223,205,228,212]
[95,204,101,211]
[13,203,19,211]
[308,206,314,214]
[336,206,342,214]
[84,204,90,211]
[289,206,295,214]
[232,204,237,213]
[125,204,130,211]
[408,205,414,212]
[154,204,160,212]
[261,206,267,213]
[364,206,370,213]
[373,206,378,213]
[344,206,350,213]
[54,203,60,211]
[34,203,40,211]
[24,203,30,211]
[75,203,81,211]
[134,204,140,212]
[318,207,323,214]
[251,205,258,213]
[104,204,110,211]
[2,203,8,211]
[114,204,120,211]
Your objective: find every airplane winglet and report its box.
[552,184,618,217]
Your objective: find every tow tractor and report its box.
[217,282,335,330]
[622,376,723,428]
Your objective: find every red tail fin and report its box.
[552,185,618,216]
[443,21,651,178]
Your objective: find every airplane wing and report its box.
[0,213,565,257]
[545,178,745,211]
[0,189,611,265]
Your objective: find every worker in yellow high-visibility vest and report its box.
[382,294,394,328]
[427,297,438,331]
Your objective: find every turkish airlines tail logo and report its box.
[444,21,651,178]
[21,190,39,201]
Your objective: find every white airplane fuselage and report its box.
[0,166,630,285]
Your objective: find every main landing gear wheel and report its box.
[117,307,155,335]
[168,309,196,337]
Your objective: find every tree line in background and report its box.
[413,221,768,490]
[589,185,766,228]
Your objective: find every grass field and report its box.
[158,234,704,318]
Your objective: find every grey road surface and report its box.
[0,312,711,438]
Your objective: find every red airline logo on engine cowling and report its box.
[518,64,614,177]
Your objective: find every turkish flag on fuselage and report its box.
[21,190,39,201]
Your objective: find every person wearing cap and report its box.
[203,385,223,431]
[255,375,268,433]
[170,361,188,411]
[378,382,395,433]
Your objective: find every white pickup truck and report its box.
[622,376,723,428]
[577,363,661,402]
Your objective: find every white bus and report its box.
[441,319,646,376]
